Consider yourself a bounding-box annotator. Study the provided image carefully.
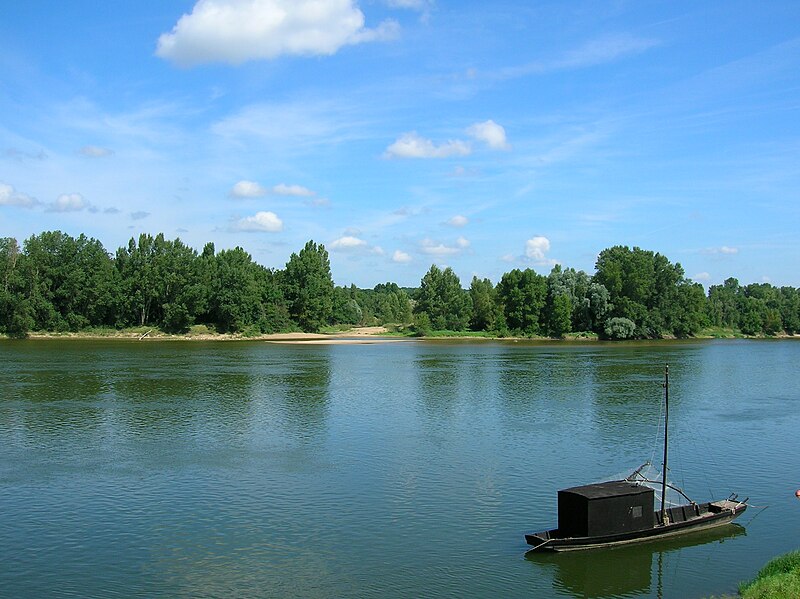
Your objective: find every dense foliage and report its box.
[1,232,798,339]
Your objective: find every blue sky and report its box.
[1,1,798,288]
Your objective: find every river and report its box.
[1,338,798,598]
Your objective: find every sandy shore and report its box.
[24,326,408,344]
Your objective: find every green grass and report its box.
[318,324,356,334]
[738,550,800,598]
[698,326,747,339]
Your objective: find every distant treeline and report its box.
[1,231,798,339]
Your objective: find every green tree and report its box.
[0,238,33,336]
[594,246,685,338]
[469,276,499,331]
[496,268,547,335]
[282,240,335,332]
[115,233,200,330]
[208,247,264,332]
[21,231,120,330]
[414,265,471,330]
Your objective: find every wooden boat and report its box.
[525,366,748,552]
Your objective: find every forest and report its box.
[1,231,798,339]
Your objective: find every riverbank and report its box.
[711,550,800,598]
[4,325,798,343]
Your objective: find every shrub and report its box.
[604,317,636,340]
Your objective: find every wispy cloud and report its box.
[420,236,470,256]
[273,183,315,197]
[445,215,468,228]
[384,132,471,159]
[700,246,739,255]
[79,145,114,158]
[497,34,659,80]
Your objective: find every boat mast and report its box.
[660,364,669,525]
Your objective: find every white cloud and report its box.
[384,132,471,159]
[230,180,268,198]
[385,0,429,8]
[273,183,315,197]
[330,235,367,251]
[0,183,37,208]
[701,246,740,255]
[420,237,470,256]
[466,120,510,150]
[156,0,399,67]
[525,236,556,265]
[392,250,412,263]
[50,193,88,212]
[446,215,468,227]
[79,145,114,158]
[235,211,283,232]
[693,272,711,281]
[330,235,383,255]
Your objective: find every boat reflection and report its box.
[525,524,746,598]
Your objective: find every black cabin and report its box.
[557,481,654,538]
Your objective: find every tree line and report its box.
[1,231,798,339]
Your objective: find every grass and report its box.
[698,326,747,339]
[738,550,800,598]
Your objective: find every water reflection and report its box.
[526,524,746,599]
[276,347,331,442]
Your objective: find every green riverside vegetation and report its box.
[738,550,800,598]
[1,231,799,339]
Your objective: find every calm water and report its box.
[1,338,798,598]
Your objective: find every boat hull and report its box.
[525,500,747,552]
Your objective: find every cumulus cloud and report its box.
[79,145,114,158]
[230,180,268,198]
[693,272,711,282]
[392,250,412,263]
[49,193,88,212]
[156,0,399,67]
[235,211,284,232]
[330,235,367,251]
[445,215,468,227]
[329,235,383,255]
[384,132,471,159]
[466,120,510,150]
[420,237,470,256]
[525,236,550,261]
[525,236,557,265]
[0,183,37,208]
